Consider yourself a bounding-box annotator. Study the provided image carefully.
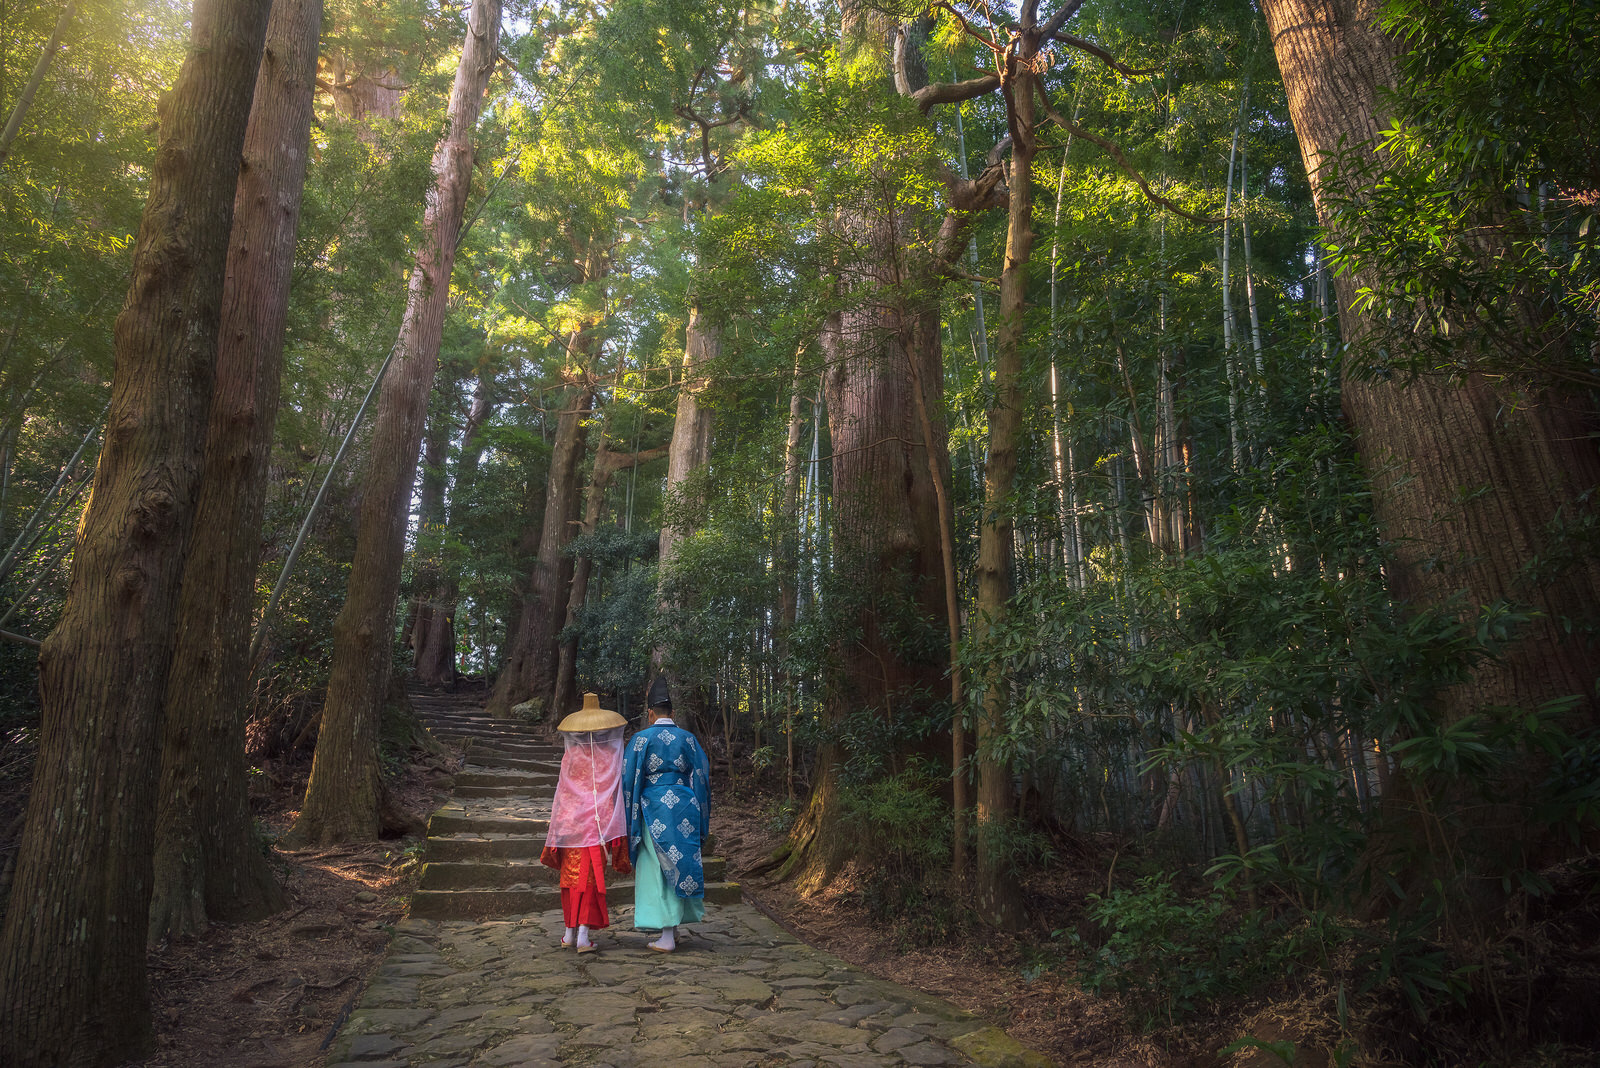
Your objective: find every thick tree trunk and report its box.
[0,0,271,1061]
[778,6,965,889]
[288,0,501,844]
[488,383,594,718]
[148,0,320,944]
[1261,0,1600,720]
[1261,0,1600,892]
[970,35,1037,931]
[657,304,718,572]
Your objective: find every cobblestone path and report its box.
[323,691,1051,1068]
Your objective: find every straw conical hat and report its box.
[557,692,625,733]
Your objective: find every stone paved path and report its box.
[323,689,1050,1068]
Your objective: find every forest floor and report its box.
[11,713,1590,1067]
[713,786,1231,1068]
[134,737,460,1068]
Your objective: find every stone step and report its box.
[408,880,743,920]
[455,770,556,788]
[417,856,729,889]
[424,834,548,861]
[427,811,550,836]
[429,731,551,751]
[419,711,539,728]
[422,722,545,741]
[464,752,562,772]
[454,784,550,798]
[418,859,559,890]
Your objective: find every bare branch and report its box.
[1038,0,1089,41]
[986,133,1014,171]
[1037,92,1219,225]
[1051,32,1161,78]
[936,162,1009,266]
[908,74,1002,113]
[932,1,1002,51]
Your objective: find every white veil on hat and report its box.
[544,726,627,848]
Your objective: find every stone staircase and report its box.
[406,685,740,921]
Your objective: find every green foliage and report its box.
[1324,0,1600,390]
[837,762,961,942]
[1069,875,1332,1029]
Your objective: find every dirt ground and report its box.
[134,740,459,1068]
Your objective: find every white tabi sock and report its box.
[651,926,676,952]
[577,924,592,948]
[562,926,575,947]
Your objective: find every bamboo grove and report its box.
[0,0,1596,1062]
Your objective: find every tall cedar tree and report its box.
[148,0,322,943]
[1258,0,1600,867]
[775,5,963,891]
[289,0,502,843]
[0,0,272,1061]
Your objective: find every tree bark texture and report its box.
[290,0,501,844]
[1260,0,1600,724]
[780,4,962,891]
[657,304,719,573]
[148,0,321,944]
[970,19,1039,931]
[0,0,271,1062]
[488,383,594,718]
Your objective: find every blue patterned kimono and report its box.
[623,720,711,900]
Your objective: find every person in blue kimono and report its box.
[623,674,711,953]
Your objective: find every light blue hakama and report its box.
[632,831,705,930]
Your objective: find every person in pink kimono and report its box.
[539,693,631,952]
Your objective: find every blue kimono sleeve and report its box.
[622,731,646,864]
[689,733,711,841]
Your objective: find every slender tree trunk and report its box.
[411,378,455,684]
[777,351,807,800]
[970,34,1036,930]
[0,1,76,166]
[650,301,718,719]
[288,0,501,844]
[418,369,493,683]
[553,443,667,715]
[1220,86,1246,471]
[0,0,271,1061]
[488,382,594,718]
[148,0,321,943]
